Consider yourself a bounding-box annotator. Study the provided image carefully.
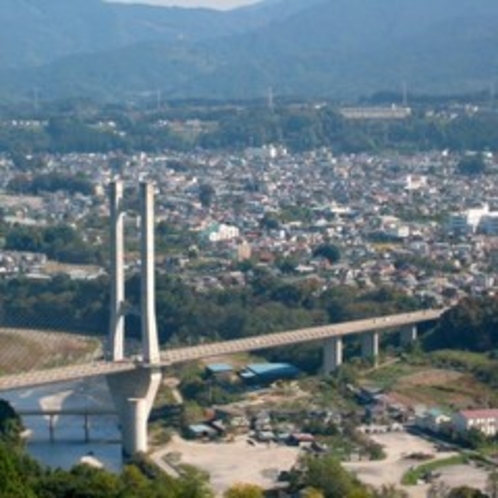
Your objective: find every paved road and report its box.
[0,309,443,391]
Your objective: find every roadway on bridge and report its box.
[0,309,443,391]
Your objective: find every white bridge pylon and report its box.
[109,180,160,364]
[107,179,162,457]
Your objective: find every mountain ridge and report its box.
[2,0,498,103]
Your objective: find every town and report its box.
[2,103,498,497]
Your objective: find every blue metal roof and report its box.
[246,363,300,377]
[206,363,233,374]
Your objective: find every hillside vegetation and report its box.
[2,0,498,102]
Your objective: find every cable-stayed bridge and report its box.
[0,308,443,392]
[0,180,445,455]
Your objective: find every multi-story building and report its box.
[452,409,498,437]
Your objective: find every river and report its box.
[2,377,123,472]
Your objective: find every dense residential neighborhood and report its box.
[1,136,498,310]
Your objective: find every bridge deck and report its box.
[159,309,442,365]
[17,409,116,416]
[0,309,443,391]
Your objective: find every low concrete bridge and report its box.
[18,408,117,443]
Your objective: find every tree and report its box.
[427,481,451,498]
[223,483,264,498]
[4,226,43,253]
[199,183,215,208]
[371,484,408,497]
[448,486,486,498]
[35,464,122,498]
[465,427,487,449]
[487,469,498,498]
[176,464,214,498]
[0,442,36,498]
[259,213,280,230]
[0,400,23,446]
[294,454,366,498]
[456,154,486,175]
[313,244,341,264]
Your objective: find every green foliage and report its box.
[4,223,104,264]
[0,400,23,446]
[371,485,408,498]
[0,275,109,334]
[0,272,418,372]
[313,243,341,264]
[7,172,93,196]
[487,469,498,498]
[198,184,215,209]
[426,296,498,353]
[447,486,487,498]
[291,453,368,498]
[0,442,36,498]
[223,483,264,498]
[401,455,469,485]
[2,101,498,156]
[0,436,215,498]
[463,428,488,450]
[456,154,487,176]
[35,464,122,498]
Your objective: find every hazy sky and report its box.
[110,0,261,10]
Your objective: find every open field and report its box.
[362,360,497,410]
[345,431,489,497]
[0,328,100,375]
[153,435,300,495]
[436,464,489,491]
[43,261,102,276]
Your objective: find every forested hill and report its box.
[2,0,498,102]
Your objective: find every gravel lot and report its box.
[345,430,489,498]
[153,435,300,495]
[152,429,491,497]
[436,464,489,493]
[344,430,447,497]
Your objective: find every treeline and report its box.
[199,106,498,153]
[4,224,104,265]
[0,272,419,368]
[427,296,498,352]
[2,105,498,156]
[7,172,94,196]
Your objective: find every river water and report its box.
[2,377,123,472]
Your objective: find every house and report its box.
[452,409,498,437]
[288,433,315,446]
[187,423,218,440]
[205,363,234,383]
[416,408,451,434]
[213,406,250,434]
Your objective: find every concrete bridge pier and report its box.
[400,325,418,347]
[107,368,162,456]
[323,337,343,374]
[361,331,379,366]
[84,413,90,443]
[48,415,55,443]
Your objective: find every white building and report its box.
[480,213,498,235]
[452,409,498,437]
[447,204,489,234]
[203,223,240,243]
